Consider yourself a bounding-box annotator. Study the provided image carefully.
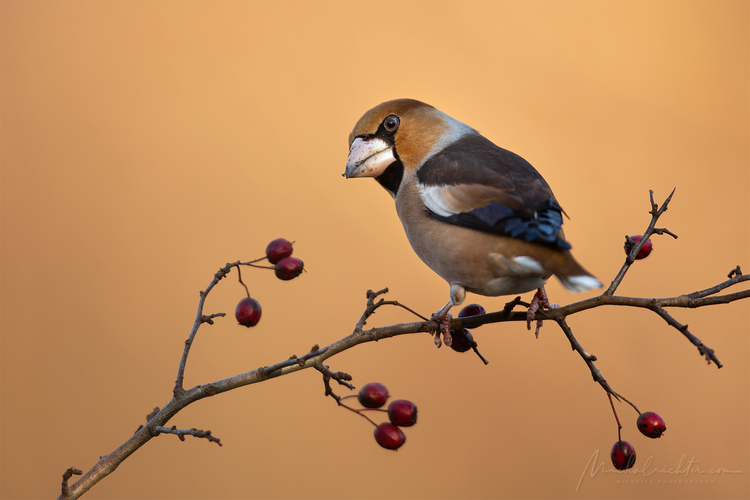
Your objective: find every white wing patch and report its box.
[419,184,457,217]
[419,182,504,219]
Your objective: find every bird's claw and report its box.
[526,287,559,338]
[431,311,453,348]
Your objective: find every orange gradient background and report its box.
[1,1,748,499]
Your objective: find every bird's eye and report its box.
[383,115,400,133]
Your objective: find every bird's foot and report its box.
[526,287,559,338]
[430,310,453,348]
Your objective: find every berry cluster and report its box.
[610,409,667,470]
[266,238,304,280]
[235,238,304,328]
[354,382,417,450]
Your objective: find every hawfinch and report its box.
[344,99,600,345]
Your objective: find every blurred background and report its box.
[1,1,748,499]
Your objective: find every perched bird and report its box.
[344,99,600,345]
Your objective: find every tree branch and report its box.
[57,190,748,500]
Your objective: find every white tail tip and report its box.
[558,275,602,292]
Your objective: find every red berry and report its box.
[274,257,304,280]
[387,399,417,427]
[449,328,475,353]
[374,423,406,450]
[235,297,262,327]
[458,303,486,317]
[637,411,666,438]
[358,382,389,408]
[265,238,293,264]
[624,235,653,259]
[611,440,636,470]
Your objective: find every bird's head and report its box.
[344,99,475,197]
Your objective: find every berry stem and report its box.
[471,346,490,365]
[240,263,276,270]
[236,265,251,298]
[607,392,623,443]
[379,300,430,321]
[336,400,380,427]
[241,256,270,265]
[613,391,641,415]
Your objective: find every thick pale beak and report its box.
[344,137,395,179]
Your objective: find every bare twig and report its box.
[652,227,679,238]
[174,260,239,396]
[605,188,677,296]
[175,256,283,394]
[555,318,619,400]
[317,364,354,391]
[687,272,749,299]
[650,303,722,367]
[316,365,379,426]
[201,313,226,325]
[60,467,83,498]
[355,288,390,330]
[152,426,222,446]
